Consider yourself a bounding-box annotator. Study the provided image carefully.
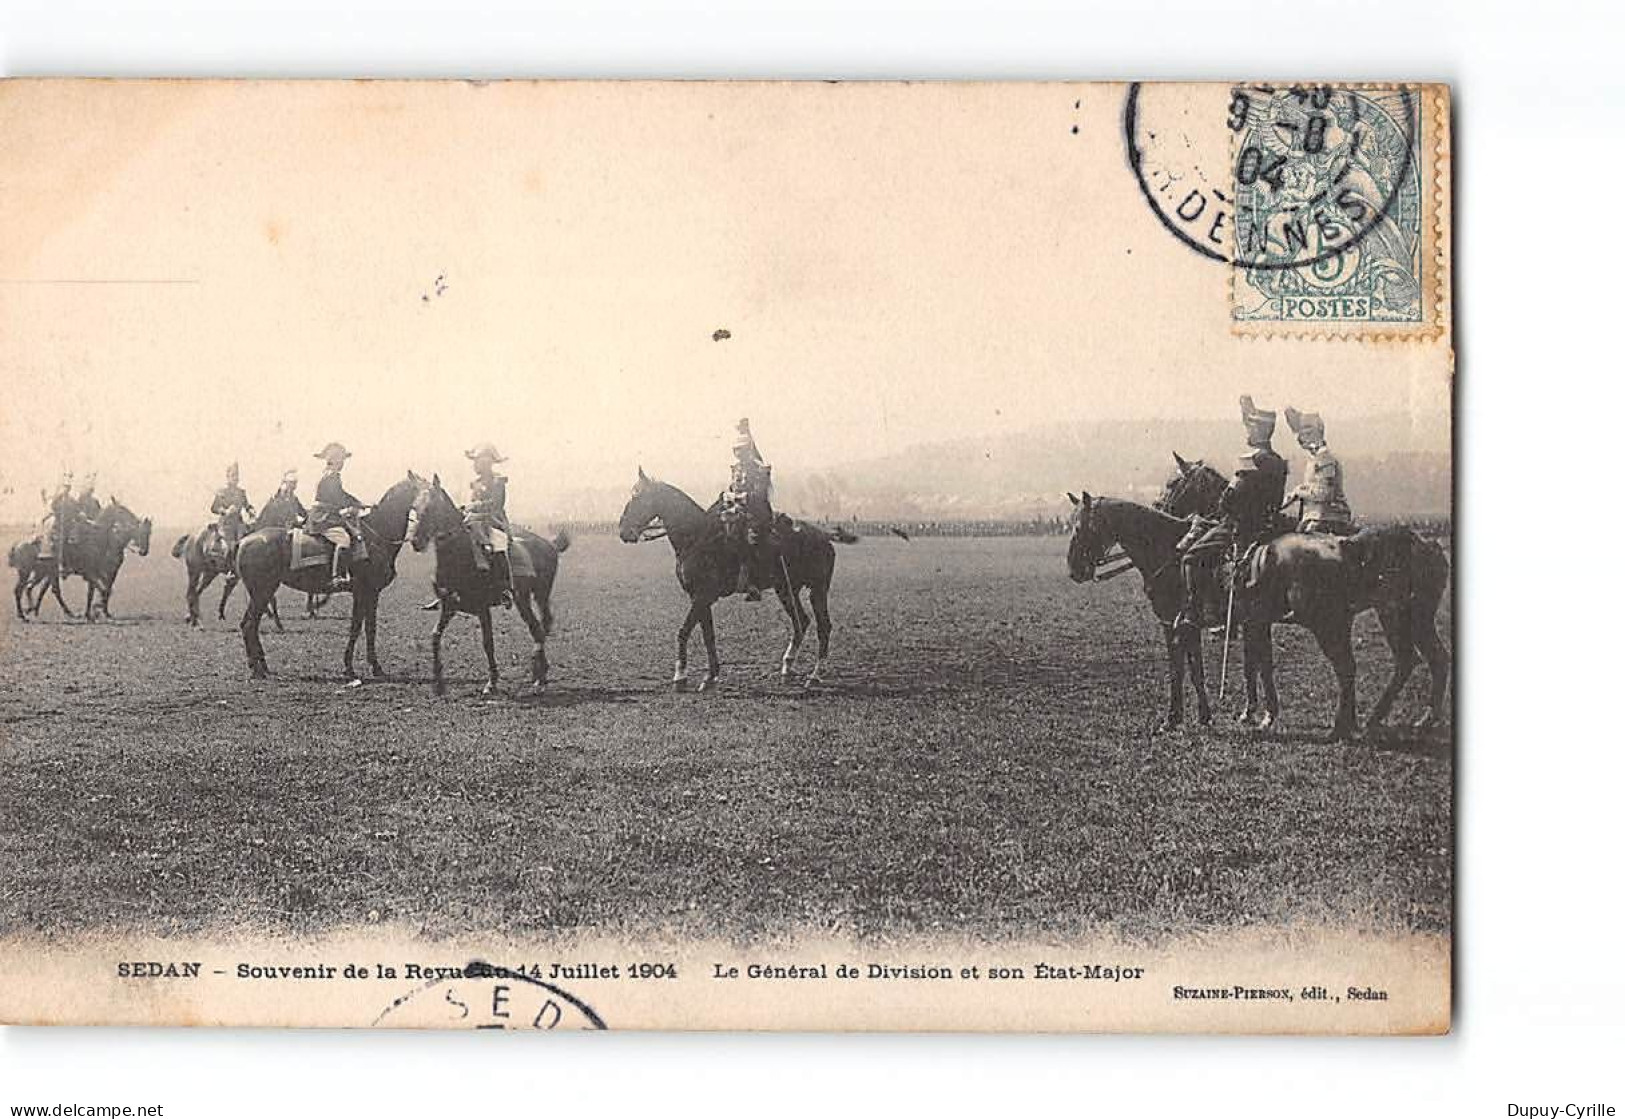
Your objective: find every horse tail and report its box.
[552,529,572,555]
[172,534,191,559]
[8,541,28,570]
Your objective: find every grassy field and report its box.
[0,531,1451,942]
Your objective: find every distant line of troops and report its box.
[33,405,1348,620]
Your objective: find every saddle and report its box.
[289,530,334,571]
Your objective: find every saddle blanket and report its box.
[289,531,332,571]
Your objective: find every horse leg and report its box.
[48,572,74,618]
[775,583,808,680]
[1366,604,1419,736]
[365,596,384,678]
[430,599,455,696]
[674,602,703,692]
[1310,618,1359,742]
[1412,605,1451,730]
[1186,623,1213,726]
[240,589,272,678]
[1254,623,1280,729]
[478,608,499,696]
[343,595,365,682]
[698,604,721,692]
[1237,624,1260,725]
[806,581,833,686]
[190,570,217,627]
[83,577,96,622]
[1156,623,1184,734]
[12,569,27,622]
[218,573,237,621]
[513,582,548,690]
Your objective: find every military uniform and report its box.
[723,419,774,600]
[462,443,512,603]
[259,472,307,529]
[1176,396,1289,630]
[211,468,255,554]
[38,476,76,567]
[1284,407,1354,535]
[308,443,362,587]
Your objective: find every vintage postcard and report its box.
[0,79,1452,1032]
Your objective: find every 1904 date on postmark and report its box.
[1124,82,1448,339]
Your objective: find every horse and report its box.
[174,518,328,630]
[232,473,426,680]
[1065,491,1216,733]
[11,500,152,622]
[1152,452,1452,738]
[172,525,279,629]
[617,467,840,691]
[409,474,570,696]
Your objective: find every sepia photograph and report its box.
[0,79,1453,1034]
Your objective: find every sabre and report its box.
[1218,553,1238,702]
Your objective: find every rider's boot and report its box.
[496,553,514,608]
[1172,558,1202,633]
[328,545,352,593]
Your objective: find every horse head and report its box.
[1156,452,1227,519]
[410,472,464,552]
[368,471,432,547]
[1066,491,1111,584]
[104,499,148,552]
[618,466,661,543]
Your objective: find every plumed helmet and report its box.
[226,461,240,480]
[315,442,352,462]
[1284,406,1325,443]
[1239,395,1277,443]
[465,442,507,463]
[732,418,755,452]
[82,472,97,489]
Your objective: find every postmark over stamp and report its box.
[1124,82,1449,339]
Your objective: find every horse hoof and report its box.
[1411,709,1438,730]
[1198,708,1214,727]
[698,678,717,694]
[250,667,268,680]
[370,664,386,679]
[673,678,690,694]
[1330,724,1359,744]
[1235,707,1256,724]
[1153,719,1180,736]
[1258,712,1276,730]
[433,680,446,697]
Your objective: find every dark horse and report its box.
[173,519,327,629]
[410,474,571,696]
[1154,453,1452,738]
[1065,492,1216,733]
[617,468,840,691]
[11,500,152,621]
[233,473,426,680]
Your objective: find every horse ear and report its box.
[1067,492,1080,506]
[638,465,649,482]
[1173,451,1192,475]
[431,472,441,488]
[407,469,420,484]
[1079,491,1092,510]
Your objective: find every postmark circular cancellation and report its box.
[1123,83,1444,337]
[371,960,608,1030]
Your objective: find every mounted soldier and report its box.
[258,470,307,530]
[1284,407,1355,535]
[308,442,364,592]
[38,472,76,575]
[210,462,255,561]
[1174,395,1289,632]
[75,473,103,525]
[464,442,513,608]
[721,418,774,601]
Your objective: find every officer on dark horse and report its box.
[1173,396,1289,635]
[11,493,151,621]
[723,418,775,601]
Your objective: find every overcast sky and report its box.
[0,81,1450,523]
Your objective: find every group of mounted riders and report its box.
[1173,394,1355,633]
